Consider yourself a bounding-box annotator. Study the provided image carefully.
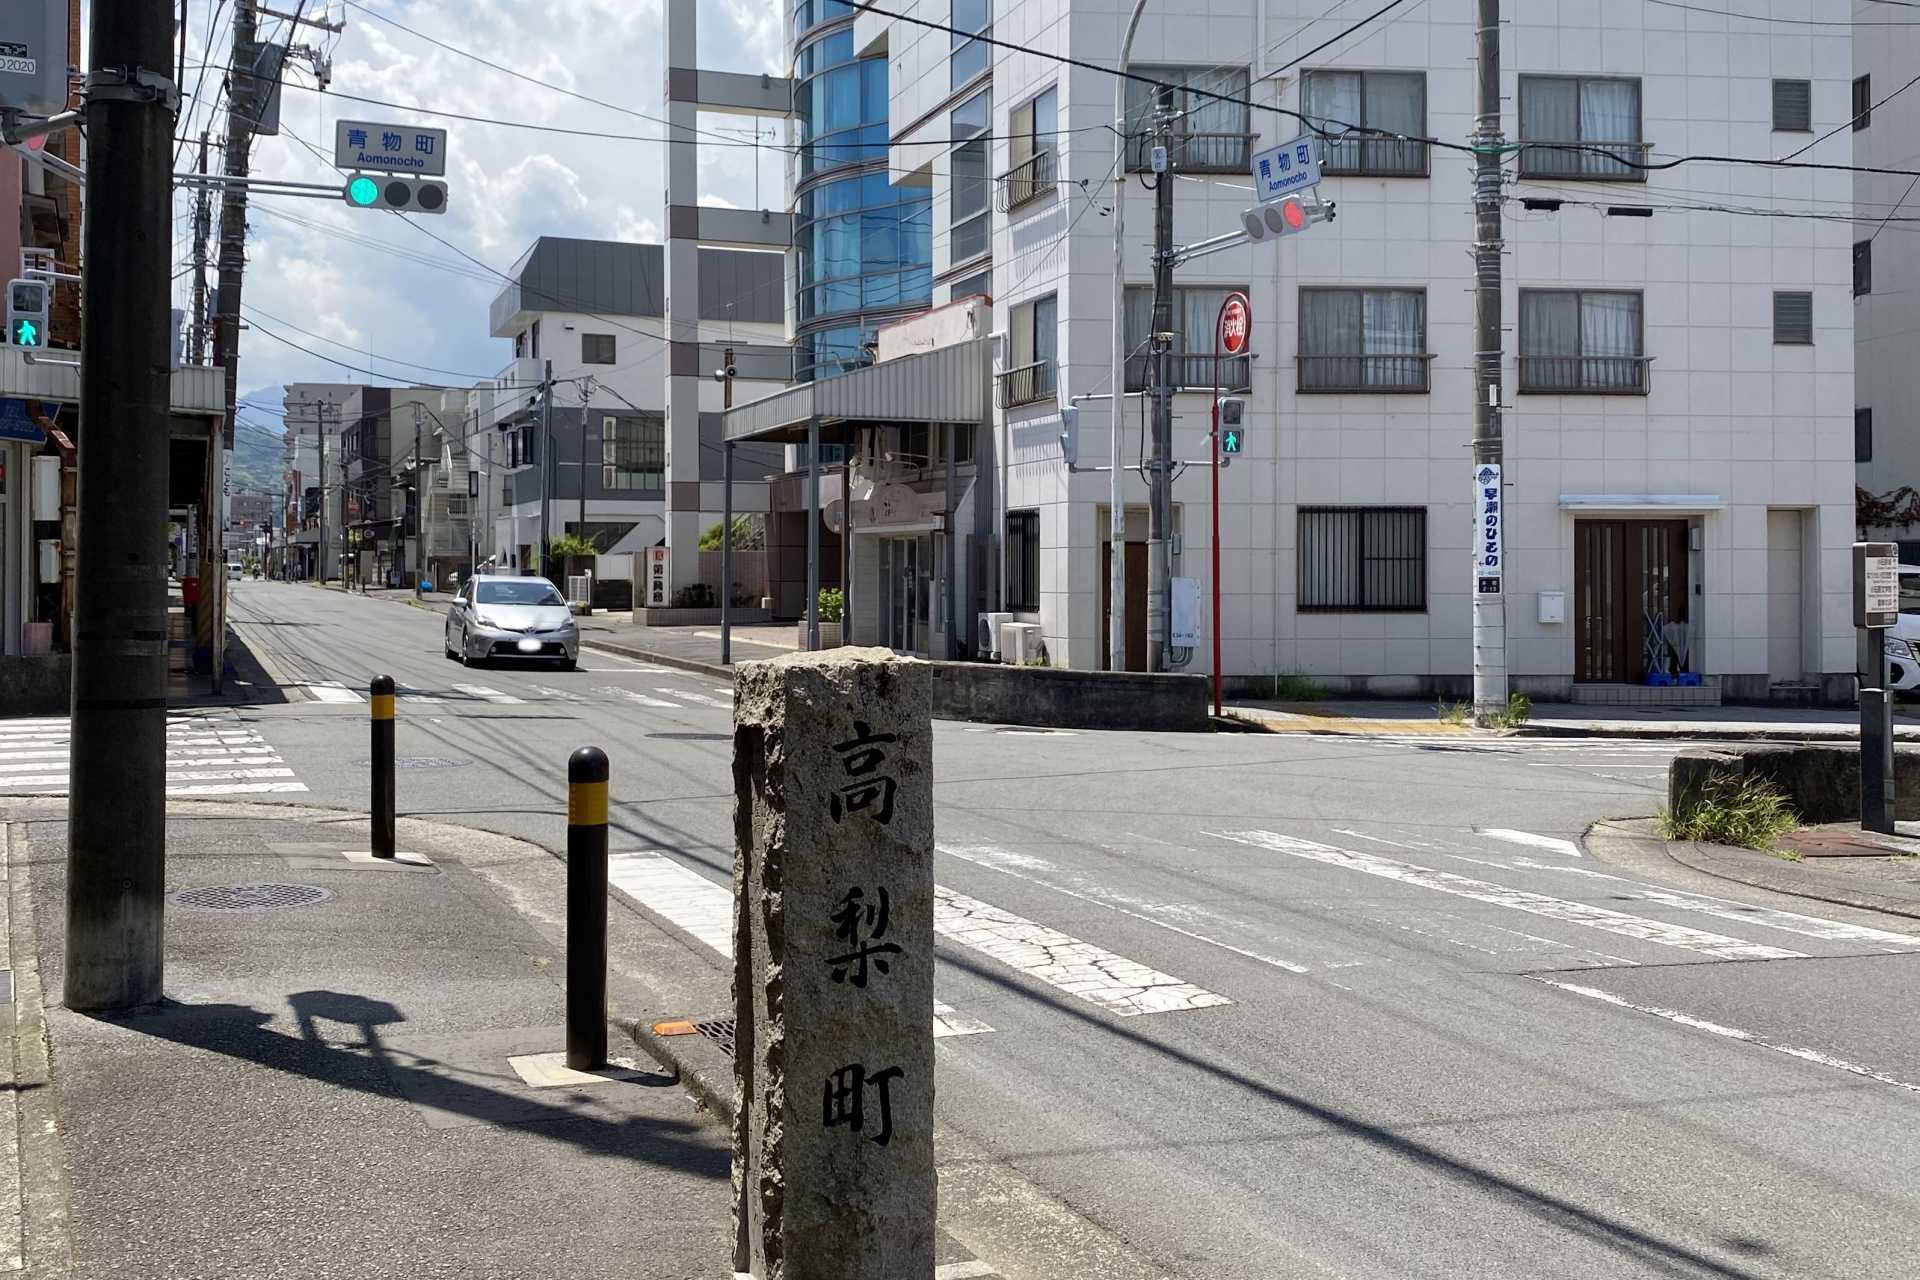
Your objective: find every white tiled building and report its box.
[842,0,1857,700]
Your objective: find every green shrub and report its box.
[546,533,596,560]
[1661,774,1798,852]
[1479,693,1532,729]
[1268,672,1325,702]
[1436,698,1468,726]
[816,587,845,623]
[671,583,716,609]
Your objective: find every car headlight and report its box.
[1888,637,1915,661]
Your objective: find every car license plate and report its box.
[516,638,542,653]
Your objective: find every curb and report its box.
[617,1013,736,1122]
[1519,723,1920,744]
[580,637,732,682]
[1588,818,1920,922]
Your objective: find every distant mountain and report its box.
[232,421,286,498]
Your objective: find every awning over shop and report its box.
[721,338,989,444]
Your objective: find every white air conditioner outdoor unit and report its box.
[978,611,1013,657]
[1001,622,1042,666]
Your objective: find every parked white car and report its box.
[1885,566,1920,692]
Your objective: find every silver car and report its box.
[445,574,579,670]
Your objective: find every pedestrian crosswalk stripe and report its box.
[656,687,730,710]
[1480,829,1583,858]
[451,684,526,705]
[608,689,678,709]
[607,851,992,1039]
[528,685,585,703]
[0,719,308,797]
[1210,829,1805,962]
[299,681,364,704]
[933,885,1233,1017]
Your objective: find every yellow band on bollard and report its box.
[569,780,609,826]
[371,693,396,721]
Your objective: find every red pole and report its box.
[1212,334,1223,719]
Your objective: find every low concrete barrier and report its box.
[928,661,1209,732]
[0,655,71,717]
[1670,744,1920,824]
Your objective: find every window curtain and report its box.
[1366,72,1424,171]
[1521,291,1578,389]
[1184,67,1249,139]
[1123,287,1153,389]
[1521,77,1579,175]
[1305,71,1361,168]
[1032,295,1058,368]
[1580,292,1640,389]
[1580,79,1638,175]
[1362,290,1424,387]
[1301,291,1362,391]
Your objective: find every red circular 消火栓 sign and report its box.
[1218,295,1250,355]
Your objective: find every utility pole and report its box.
[1471,0,1508,719]
[539,359,554,580]
[189,131,210,363]
[1109,0,1149,672]
[317,402,329,582]
[1146,84,1176,673]
[67,0,176,1011]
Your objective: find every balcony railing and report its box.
[1321,136,1430,177]
[1127,131,1256,174]
[1124,352,1253,393]
[1296,353,1434,393]
[1517,354,1652,394]
[1516,138,1651,181]
[996,150,1057,212]
[996,359,1057,409]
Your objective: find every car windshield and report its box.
[476,581,566,607]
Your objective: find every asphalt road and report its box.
[140,583,1920,1276]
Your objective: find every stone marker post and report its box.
[731,648,935,1280]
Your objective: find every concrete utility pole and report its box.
[189,131,210,363]
[1147,85,1177,673]
[1109,0,1148,672]
[317,402,329,581]
[1471,0,1509,718]
[539,359,554,579]
[66,0,177,1012]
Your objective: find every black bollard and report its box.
[370,675,396,859]
[566,746,610,1070]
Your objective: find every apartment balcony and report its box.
[1320,136,1429,178]
[996,359,1057,409]
[1296,353,1435,394]
[1124,352,1253,394]
[1126,131,1256,175]
[1517,354,1652,395]
[996,150,1057,213]
[1515,139,1651,181]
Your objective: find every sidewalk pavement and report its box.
[575,613,791,680]
[1229,698,1920,742]
[1588,817,1920,924]
[3,800,735,1279]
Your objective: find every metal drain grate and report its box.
[691,1016,736,1058]
[171,883,335,913]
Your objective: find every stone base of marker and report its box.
[731,647,935,1280]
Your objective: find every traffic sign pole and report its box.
[1855,542,1898,834]
[1212,292,1250,719]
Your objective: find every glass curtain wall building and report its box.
[793,2,932,381]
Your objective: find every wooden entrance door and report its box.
[1574,519,1690,683]
[1100,541,1148,671]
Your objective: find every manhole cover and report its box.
[692,1016,736,1058]
[351,756,471,770]
[171,883,334,912]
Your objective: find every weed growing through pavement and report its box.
[1436,699,1468,726]
[1660,774,1799,852]
[1268,672,1325,702]
[1477,693,1532,730]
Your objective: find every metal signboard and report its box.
[1171,577,1200,647]
[334,120,448,176]
[1250,133,1321,204]
[0,1,70,116]
[1217,293,1250,356]
[0,398,44,444]
[1856,542,1899,629]
[1474,463,1502,595]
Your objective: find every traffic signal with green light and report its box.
[6,279,47,349]
[341,172,448,215]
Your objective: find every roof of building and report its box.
[489,237,783,337]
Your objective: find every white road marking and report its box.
[0,724,308,797]
[1526,762,1668,769]
[166,781,310,796]
[302,682,364,704]
[452,684,526,705]
[933,884,1233,1017]
[1480,829,1583,858]
[657,687,731,710]
[1533,978,1920,1095]
[940,843,1311,974]
[934,1263,998,1280]
[609,689,678,709]
[1209,830,1806,962]
[607,851,991,1038]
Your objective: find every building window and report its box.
[1772,292,1813,345]
[1518,290,1648,393]
[1772,79,1812,132]
[582,333,615,364]
[1125,67,1253,172]
[1298,507,1427,612]
[1123,285,1254,391]
[1856,240,1873,296]
[1302,70,1427,175]
[1001,87,1058,211]
[1858,408,1874,463]
[947,268,991,303]
[949,90,992,268]
[513,330,526,358]
[602,414,664,493]
[1517,76,1645,180]
[951,0,990,89]
[507,422,540,469]
[529,319,541,359]
[999,295,1057,407]
[1006,510,1039,611]
[1854,74,1872,129]
[1297,288,1430,392]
